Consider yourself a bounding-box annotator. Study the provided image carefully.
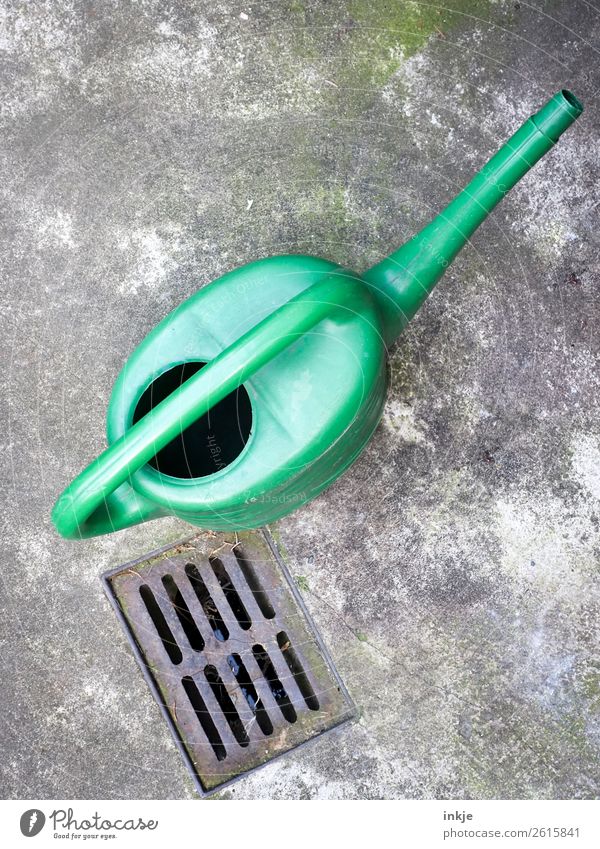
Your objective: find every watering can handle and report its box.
[52,271,368,539]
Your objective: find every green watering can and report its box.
[52,90,583,539]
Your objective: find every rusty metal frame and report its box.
[101,528,356,797]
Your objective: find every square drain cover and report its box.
[103,530,355,795]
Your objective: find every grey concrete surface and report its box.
[1,0,599,799]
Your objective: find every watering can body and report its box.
[52,91,583,539]
[103,255,388,535]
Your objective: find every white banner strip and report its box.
[0,799,598,848]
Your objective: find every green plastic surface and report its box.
[52,91,583,539]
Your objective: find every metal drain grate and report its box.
[102,530,355,795]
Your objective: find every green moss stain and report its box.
[294,182,361,262]
[267,525,290,562]
[288,0,306,16]
[257,1,494,258]
[297,184,347,225]
[330,1,492,109]
[580,666,600,705]
[295,574,310,591]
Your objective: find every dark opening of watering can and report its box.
[132,362,252,479]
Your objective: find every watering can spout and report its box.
[363,90,583,345]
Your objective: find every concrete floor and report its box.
[1,0,599,799]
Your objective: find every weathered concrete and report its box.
[0,0,598,799]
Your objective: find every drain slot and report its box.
[162,574,205,652]
[228,653,273,736]
[234,546,275,619]
[252,644,297,724]
[181,676,227,762]
[210,556,252,630]
[185,563,229,641]
[139,584,182,665]
[204,665,250,747]
[276,631,320,711]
